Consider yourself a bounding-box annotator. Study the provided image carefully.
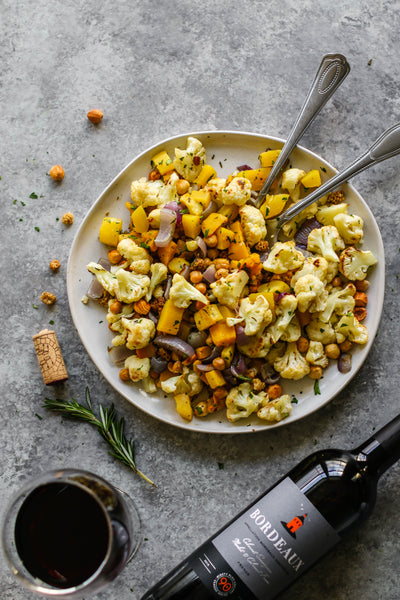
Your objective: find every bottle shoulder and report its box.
[289,448,377,537]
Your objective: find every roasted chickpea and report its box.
[309,366,323,380]
[267,384,282,400]
[195,282,207,294]
[108,249,122,264]
[148,169,161,181]
[214,258,230,271]
[339,340,353,352]
[325,343,341,359]
[355,279,370,292]
[297,337,309,353]
[354,292,368,307]
[176,179,190,195]
[119,368,130,381]
[109,301,122,314]
[212,357,226,371]
[331,276,343,287]
[215,268,229,280]
[190,270,203,284]
[204,234,218,248]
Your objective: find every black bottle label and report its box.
[189,477,340,599]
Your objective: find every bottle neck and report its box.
[355,413,400,477]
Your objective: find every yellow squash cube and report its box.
[216,227,235,250]
[168,256,190,275]
[260,194,289,219]
[205,369,226,389]
[300,169,322,189]
[234,167,272,191]
[174,393,193,421]
[131,205,149,233]
[151,150,173,175]
[258,149,281,167]
[195,164,217,187]
[182,214,201,238]
[99,217,123,247]
[157,299,185,335]
[201,213,228,237]
[194,305,223,331]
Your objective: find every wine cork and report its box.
[32,329,68,385]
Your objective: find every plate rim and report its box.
[67,130,385,434]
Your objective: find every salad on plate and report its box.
[84,136,377,426]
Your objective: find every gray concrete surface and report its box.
[1,1,400,598]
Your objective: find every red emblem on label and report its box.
[281,513,307,538]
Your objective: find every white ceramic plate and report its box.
[67,131,384,434]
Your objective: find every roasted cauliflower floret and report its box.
[87,263,150,303]
[173,137,206,182]
[169,273,209,308]
[117,238,151,274]
[210,270,249,310]
[204,178,227,205]
[307,225,345,262]
[339,247,378,281]
[257,394,293,422]
[335,313,369,344]
[124,355,151,382]
[145,262,168,301]
[333,213,364,244]
[274,342,310,380]
[130,177,165,208]
[306,341,329,369]
[267,294,298,344]
[281,168,306,202]
[221,176,252,206]
[239,204,267,246]
[279,315,301,342]
[238,331,273,358]
[227,295,273,336]
[316,202,349,226]
[293,274,328,313]
[263,241,305,274]
[319,283,356,323]
[290,255,329,286]
[160,367,203,396]
[119,317,155,349]
[226,382,266,422]
[306,315,336,344]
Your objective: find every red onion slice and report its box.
[202,264,216,283]
[98,257,111,271]
[195,363,214,372]
[195,236,208,257]
[155,209,177,247]
[108,346,135,365]
[86,278,105,299]
[202,200,218,219]
[237,164,252,171]
[338,353,352,373]
[294,217,321,247]
[154,335,195,358]
[164,201,183,227]
[150,356,168,373]
[235,324,254,346]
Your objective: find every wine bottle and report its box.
[141,414,400,600]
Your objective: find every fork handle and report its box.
[277,121,400,228]
[257,53,350,204]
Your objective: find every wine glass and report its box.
[1,468,142,597]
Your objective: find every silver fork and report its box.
[255,53,350,208]
[266,121,400,247]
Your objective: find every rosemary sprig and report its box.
[43,387,155,487]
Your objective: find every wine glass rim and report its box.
[1,468,115,596]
